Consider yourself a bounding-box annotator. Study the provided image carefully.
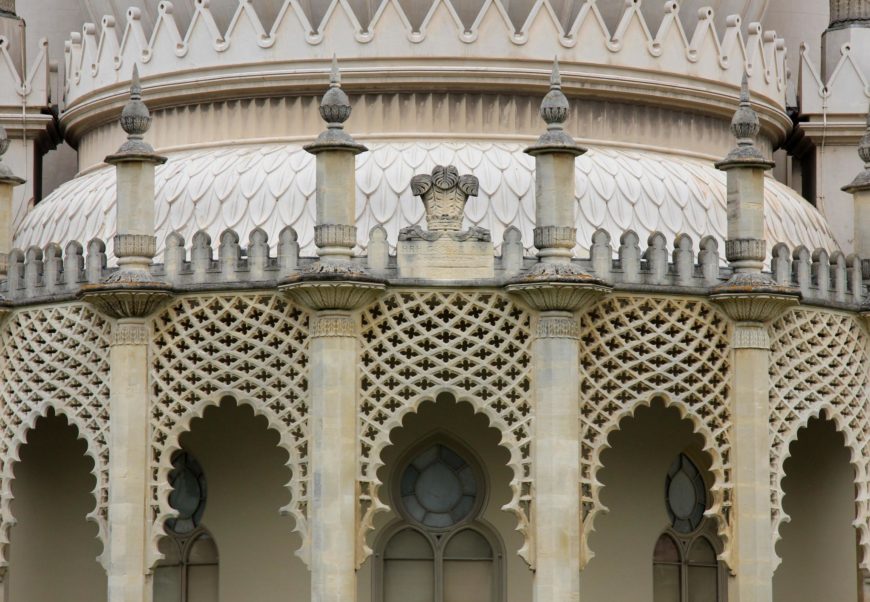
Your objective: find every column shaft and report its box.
[533,312,581,602]
[309,311,358,602]
[107,319,150,602]
[731,325,774,602]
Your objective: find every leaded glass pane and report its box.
[399,444,479,529]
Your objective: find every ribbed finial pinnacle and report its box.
[119,65,152,147]
[730,72,760,146]
[540,57,569,131]
[320,55,352,128]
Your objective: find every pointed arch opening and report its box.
[153,397,309,602]
[363,393,531,602]
[773,416,859,602]
[8,411,106,601]
[581,399,725,601]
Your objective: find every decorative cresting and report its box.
[400,165,485,240]
[830,0,870,27]
[0,125,24,278]
[577,296,733,568]
[358,291,534,564]
[149,294,310,565]
[0,304,111,568]
[79,66,171,318]
[769,309,870,570]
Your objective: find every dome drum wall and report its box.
[72,93,775,171]
[61,0,790,153]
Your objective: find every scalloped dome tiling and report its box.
[14,141,838,263]
[80,0,770,36]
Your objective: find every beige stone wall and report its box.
[179,399,310,602]
[357,395,534,602]
[773,417,859,602]
[7,414,106,602]
[579,401,713,600]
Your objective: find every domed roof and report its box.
[14,141,837,263]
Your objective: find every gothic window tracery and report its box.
[376,442,503,602]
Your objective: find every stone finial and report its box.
[829,0,870,29]
[843,107,870,193]
[716,73,772,168]
[0,125,24,185]
[526,58,586,155]
[305,56,366,153]
[114,66,156,156]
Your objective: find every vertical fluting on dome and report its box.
[829,0,870,27]
[0,124,24,279]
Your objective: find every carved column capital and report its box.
[310,311,358,338]
[732,322,769,350]
[536,311,579,339]
[111,319,150,346]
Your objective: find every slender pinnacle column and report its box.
[80,67,171,602]
[0,125,24,278]
[711,74,798,602]
[843,109,870,276]
[280,57,384,602]
[506,60,611,602]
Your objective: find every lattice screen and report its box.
[150,293,310,565]
[578,296,732,567]
[0,304,111,568]
[769,309,870,570]
[358,291,534,564]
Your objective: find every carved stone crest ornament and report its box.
[407,165,480,234]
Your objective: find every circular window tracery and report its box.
[399,444,479,529]
[166,451,207,535]
[665,454,707,534]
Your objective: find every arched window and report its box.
[653,454,725,602]
[377,443,504,602]
[154,451,219,602]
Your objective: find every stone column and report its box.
[80,67,171,602]
[280,57,385,602]
[844,109,870,276]
[506,60,611,602]
[0,125,24,278]
[711,74,799,602]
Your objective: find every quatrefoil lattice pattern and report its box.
[578,296,732,567]
[769,309,870,570]
[150,293,310,565]
[0,304,111,568]
[358,291,533,564]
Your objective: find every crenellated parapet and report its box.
[61,0,790,146]
[2,226,867,310]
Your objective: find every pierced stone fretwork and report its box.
[0,304,111,568]
[769,309,870,570]
[578,296,732,567]
[150,294,310,565]
[359,291,533,564]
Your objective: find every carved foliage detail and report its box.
[358,291,533,563]
[578,296,732,567]
[769,309,870,570]
[150,294,310,564]
[0,304,111,567]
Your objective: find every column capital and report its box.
[110,319,149,346]
[310,311,357,338]
[711,292,798,327]
[732,321,770,349]
[536,311,579,339]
